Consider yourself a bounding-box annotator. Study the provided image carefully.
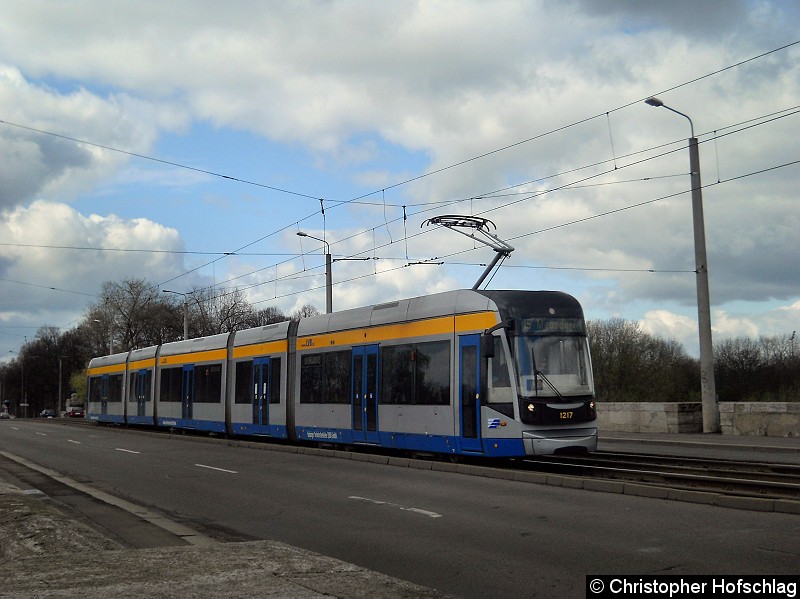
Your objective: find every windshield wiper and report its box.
[535,370,566,402]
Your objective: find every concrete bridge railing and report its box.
[597,402,799,437]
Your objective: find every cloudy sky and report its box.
[1,0,798,359]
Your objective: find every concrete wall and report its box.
[598,402,703,434]
[597,402,799,437]
[719,402,800,437]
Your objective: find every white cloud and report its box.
[712,310,761,340]
[0,201,185,314]
[0,65,188,209]
[640,309,698,346]
[0,1,798,357]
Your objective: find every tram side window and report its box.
[488,337,513,396]
[160,367,183,402]
[300,351,351,404]
[108,374,124,402]
[487,336,514,416]
[415,341,450,405]
[89,376,103,402]
[270,358,281,404]
[235,360,253,404]
[380,341,450,405]
[380,345,413,404]
[300,354,323,403]
[195,364,223,403]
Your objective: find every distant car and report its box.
[40,409,57,418]
[66,407,85,418]
[0,412,11,420]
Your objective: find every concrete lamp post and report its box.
[297,231,332,314]
[645,96,720,433]
[162,290,190,340]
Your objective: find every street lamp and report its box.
[645,96,720,433]
[57,356,63,414]
[8,350,24,417]
[93,318,114,354]
[162,290,190,340]
[297,231,332,314]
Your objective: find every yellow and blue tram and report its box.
[87,289,597,456]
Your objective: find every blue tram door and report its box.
[352,345,379,444]
[100,375,109,416]
[252,357,270,429]
[459,335,482,453]
[135,369,150,418]
[181,365,194,421]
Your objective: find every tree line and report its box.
[588,318,799,404]
[1,278,317,416]
[2,278,797,417]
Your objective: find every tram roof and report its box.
[297,289,498,337]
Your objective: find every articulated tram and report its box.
[87,289,597,456]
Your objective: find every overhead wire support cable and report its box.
[0,119,322,202]
[236,150,800,309]
[225,114,800,305]
[7,42,797,302]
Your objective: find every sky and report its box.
[1,0,799,360]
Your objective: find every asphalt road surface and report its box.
[1,420,798,598]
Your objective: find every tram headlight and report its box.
[527,403,536,413]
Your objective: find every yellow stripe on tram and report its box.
[232,339,288,359]
[297,311,498,351]
[158,348,228,366]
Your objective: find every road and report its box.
[1,420,798,598]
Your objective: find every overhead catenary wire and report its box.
[211,103,800,294]
[3,99,794,264]
[3,107,798,308]
[11,108,798,307]
[202,154,800,306]
[6,147,796,313]
[2,42,799,310]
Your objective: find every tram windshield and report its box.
[514,334,593,398]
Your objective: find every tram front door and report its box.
[459,334,483,453]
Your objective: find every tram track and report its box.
[520,451,800,502]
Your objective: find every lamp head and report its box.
[645,97,664,107]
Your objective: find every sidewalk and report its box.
[0,481,451,599]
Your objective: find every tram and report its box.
[87,289,597,456]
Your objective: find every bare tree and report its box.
[292,304,320,321]
[588,318,697,403]
[90,278,164,351]
[251,306,289,327]
[188,287,256,336]
[715,334,800,402]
